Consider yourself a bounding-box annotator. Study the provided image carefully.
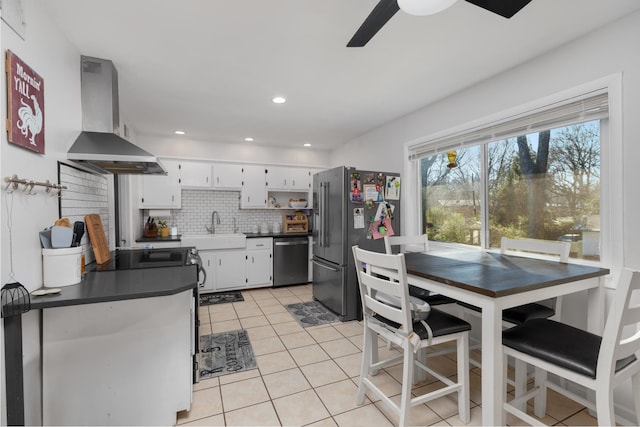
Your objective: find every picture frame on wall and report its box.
[5,49,45,154]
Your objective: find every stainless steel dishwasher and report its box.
[273,237,309,286]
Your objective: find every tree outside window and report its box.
[421,120,601,261]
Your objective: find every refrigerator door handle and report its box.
[312,259,339,272]
[322,181,329,247]
[319,182,325,247]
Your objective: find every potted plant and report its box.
[158,220,169,237]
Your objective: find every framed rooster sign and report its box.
[5,50,45,154]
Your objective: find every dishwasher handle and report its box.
[274,240,308,246]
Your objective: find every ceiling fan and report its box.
[347,0,533,47]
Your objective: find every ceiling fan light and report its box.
[398,0,458,16]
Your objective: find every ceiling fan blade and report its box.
[465,0,532,18]
[347,0,400,47]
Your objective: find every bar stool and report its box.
[502,268,640,425]
[352,245,471,426]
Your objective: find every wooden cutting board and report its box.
[85,214,111,264]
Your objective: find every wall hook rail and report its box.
[4,174,67,195]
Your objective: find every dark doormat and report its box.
[199,329,257,379]
[200,291,244,306]
[285,301,340,328]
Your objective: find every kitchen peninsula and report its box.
[26,256,198,426]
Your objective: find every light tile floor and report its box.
[177,284,599,426]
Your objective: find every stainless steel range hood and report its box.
[67,56,165,175]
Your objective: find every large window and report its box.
[413,88,610,262]
[421,120,601,260]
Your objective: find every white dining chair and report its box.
[502,268,640,426]
[383,234,457,306]
[352,245,471,427]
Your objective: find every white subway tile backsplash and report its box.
[166,190,306,235]
[59,164,109,264]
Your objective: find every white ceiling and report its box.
[41,0,640,151]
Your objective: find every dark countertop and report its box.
[245,231,312,238]
[136,234,182,243]
[28,263,197,310]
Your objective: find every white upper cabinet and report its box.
[240,165,267,208]
[212,163,243,189]
[290,168,312,190]
[266,166,312,191]
[138,159,181,209]
[180,161,212,188]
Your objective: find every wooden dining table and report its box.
[402,250,610,426]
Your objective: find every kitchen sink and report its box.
[181,233,246,250]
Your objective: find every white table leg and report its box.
[481,303,504,426]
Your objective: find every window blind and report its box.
[408,89,609,160]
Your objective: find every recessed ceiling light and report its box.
[244,137,254,142]
[303,143,312,147]
[174,130,185,135]
[272,96,286,104]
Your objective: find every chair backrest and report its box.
[500,237,570,263]
[597,269,640,379]
[352,245,413,331]
[384,234,429,255]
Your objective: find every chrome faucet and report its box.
[233,217,239,233]
[205,211,221,234]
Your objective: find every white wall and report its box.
[135,134,331,168]
[1,1,82,424]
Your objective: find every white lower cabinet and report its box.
[246,238,272,287]
[199,238,273,292]
[215,251,247,290]
[43,291,192,425]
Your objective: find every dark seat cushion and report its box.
[457,301,556,325]
[409,285,457,306]
[503,318,637,379]
[502,303,556,325]
[374,308,471,340]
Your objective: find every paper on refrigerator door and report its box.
[353,208,365,229]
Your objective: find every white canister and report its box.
[42,247,82,287]
[272,222,281,233]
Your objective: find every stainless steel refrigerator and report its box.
[312,166,401,321]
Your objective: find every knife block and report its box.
[144,223,158,237]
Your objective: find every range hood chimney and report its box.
[67,56,165,175]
